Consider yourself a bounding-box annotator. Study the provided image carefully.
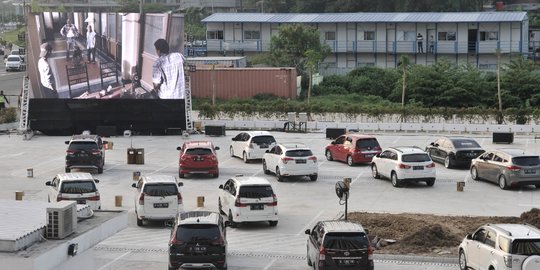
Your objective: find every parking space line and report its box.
[97,251,131,270]
[262,258,277,270]
[350,172,364,186]
[297,210,324,236]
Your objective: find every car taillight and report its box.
[503,255,512,268]
[368,245,374,260]
[180,155,189,162]
[91,150,101,155]
[56,194,63,202]
[266,194,278,206]
[308,156,317,162]
[211,235,225,246]
[319,246,326,261]
[281,157,293,164]
[209,155,217,161]
[87,193,100,201]
[426,162,436,168]
[177,193,182,204]
[398,163,411,169]
[138,193,145,205]
[235,198,247,207]
[507,165,521,172]
[66,150,76,155]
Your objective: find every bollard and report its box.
[15,191,24,200]
[115,195,122,207]
[133,171,141,181]
[457,181,465,192]
[27,168,33,178]
[197,196,205,207]
[107,141,114,150]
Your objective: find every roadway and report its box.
[2,132,540,269]
[0,57,25,106]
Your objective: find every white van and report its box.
[45,173,101,210]
[132,175,184,226]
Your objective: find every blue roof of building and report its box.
[202,12,528,23]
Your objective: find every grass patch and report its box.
[0,107,17,124]
[0,26,26,47]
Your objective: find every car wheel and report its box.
[212,173,219,178]
[229,146,234,157]
[65,167,71,173]
[276,167,284,182]
[444,156,453,169]
[371,164,380,179]
[218,199,225,215]
[269,220,278,227]
[97,166,103,174]
[243,152,249,163]
[391,172,401,188]
[458,249,468,270]
[178,173,185,178]
[168,266,176,270]
[470,166,480,181]
[309,174,318,181]
[347,155,354,166]
[136,214,143,227]
[263,160,270,174]
[426,179,435,187]
[498,175,508,190]
[307,251,312,266]
[325,150,333,161]
[228,210,237,228]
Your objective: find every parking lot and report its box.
[2,131,540,269]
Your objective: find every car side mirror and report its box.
[45,181,52,186]
[178,182,183,187]
[232,138,236,141]
[265,150,270,153]
[214,146,220,151]
[219,184,224,189]
[164,220,174,227]
[466,234,472,240]
[131,183,136,188]
[94,179,99,183]
[430,142,435,146]
[365,228,370,235]
[305,229,311,235]
[176,146,181,151]
[224,221,231,227]
[331,141,336,145]
[375,153,380,158]
[65,141,70,144]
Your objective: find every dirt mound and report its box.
[401,224,460,249]
[520,208,540,228]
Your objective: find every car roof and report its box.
[246,131,273,137]
[319,220,367,233]
[389,146,425,154]
[183,141,213,148]
[56,172,95,181]
[279,142,310,150]
[492,148,530,157]
[345,134,377,140]
[70,134,100,141]
[141,175,178,184]
[6,55,21,59]
[232,176,272,186]
[442,136,477,141]
[487,224,540,238]
[177,211,220,225]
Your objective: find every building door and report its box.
[386,28,396,67]
[468,29,478,53]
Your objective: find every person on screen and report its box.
[60,19,79,60]
[38,43,58,98]
[152,38,185,99]
[0,90,9,110]
[86,25,96,63]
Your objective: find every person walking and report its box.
[38,43,58,98]
[86,25,96,63]
[60,19,79,59]
[417,33,424,53]
[0,90,9,111]
[151,38,185,99]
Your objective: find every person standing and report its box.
[86,25,96,63]
[0,90,9,110]
[428,35,435,53]
[416,33,424,53]
[151,38,185,99]
[38,43,58,98]
[60,19,79,59]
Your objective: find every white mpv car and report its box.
[45,172,101,210]
[371,146,436,187]
[218,175,278,227]
[230,131,276,163]
[132,175,184,226]
[262,143,318,182]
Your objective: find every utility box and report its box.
[127,148,136,164]
[46,201,77,239]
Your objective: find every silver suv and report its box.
[459,223,540,270]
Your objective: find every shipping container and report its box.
[190,68,297,100]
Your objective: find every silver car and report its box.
[470,149,540,190]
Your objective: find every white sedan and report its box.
[262,143,318,182]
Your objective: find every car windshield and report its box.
[143,184,178,196]
[402,153,431,162]
[69,141,99,151]
[511,239,540,255]
[452,139,481,148]
[176,224,220,242]
[512,156,540,166]
[60,181,96,193]
[239,185,274,198]
[323,232,370,250]
[185,148,212,155]
[251,136,276,145]
[356,138,379,149]
[7,57,19,61]
[285,149,313,157]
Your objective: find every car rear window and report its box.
[185,148,212,155]
[251,136,276,145]
[143,184,178,196]
[239,185,274,198]
[402,153,431,162]
[69,141,99,151]
[356,138,380,149]
[511,239,540,255]
[60,181,97,193]
[176,224,220,242]
[323,232,370,250]
[512,156,540,166]
[285,149,313,157]
[452,139,481,148]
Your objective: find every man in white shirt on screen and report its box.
[152,38,185,99]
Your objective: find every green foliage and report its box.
[0,26,26,48]
[0,108,17,124]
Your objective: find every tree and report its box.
[398,55,410,107]
[304,48,330,105]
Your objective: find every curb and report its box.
[374,253,458,265]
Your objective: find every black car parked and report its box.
[425,137,485,168]
[168,211,228,270]
[65,134,106,174]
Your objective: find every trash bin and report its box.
[135,148,145,164]
[127,148,136,164]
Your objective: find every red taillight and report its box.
[426,162,436,168]
[266,194,278,206]
[507,165,521,172]
[169,228,183,245]
[368,245,374,260]
[91,150,101,155]
[308,156,317,162]
[281,157,294,164]
[319,246,326,261]
[398,163,411,169]
[177,193,182,204]
[87,193,100,201]
[66,150,76,155]
[210,155,217,161]
[235,198,247,207]
[56,194,63,202]
[211,235,225,246]
[138,193,145,205]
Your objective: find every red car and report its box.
[325,134,381,166]
[177,141,220,178]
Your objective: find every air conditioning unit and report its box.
[46,201,77,239]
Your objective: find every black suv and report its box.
[305,220,374,270]
[65,134,106,174]
[168,211,228,270]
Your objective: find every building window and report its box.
[438,32,456,41]
[244,30,260,40]
[207,30,224,40]
[325,31,336,41]
[398,31,416,41]
[364,31,375,41]
[480,31,499,41]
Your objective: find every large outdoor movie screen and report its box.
[27,12,185,100]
